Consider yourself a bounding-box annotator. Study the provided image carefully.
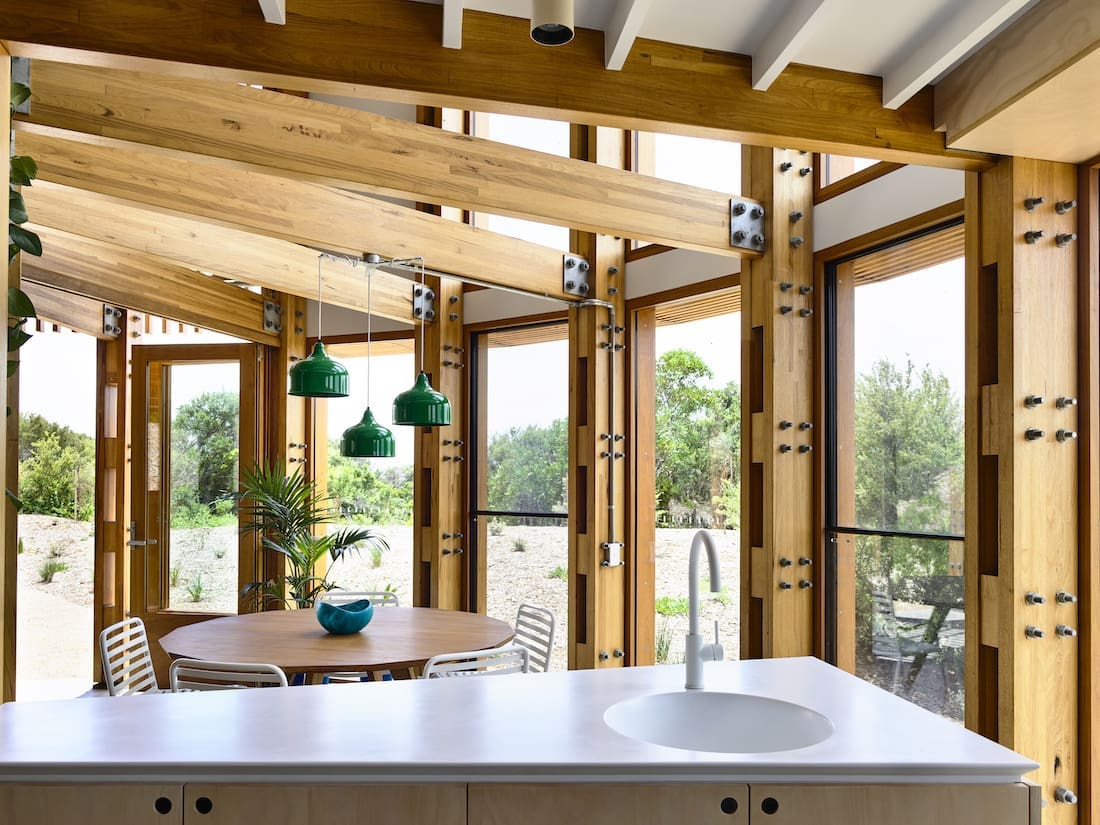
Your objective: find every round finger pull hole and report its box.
[720,796,739,814]
[195,797,214,815]
[154,797,173,815]
[761,797,780,815]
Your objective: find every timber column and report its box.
[412,276,466,610]
[568,125,628,669]
[966,157,1079,820]
[740,147,815,659]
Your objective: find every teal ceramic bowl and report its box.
[316,598,374,635]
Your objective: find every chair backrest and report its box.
[870,589,901,658]
[317,590,400,607]
[513,603,555,673]
[422,644,530,679]
[169,659,289,692]
[99,616,160,696]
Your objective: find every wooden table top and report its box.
[159,607,514,675]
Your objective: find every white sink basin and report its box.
[604,691,833,753]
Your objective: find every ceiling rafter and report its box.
[882,0,1034,110]
[442,0,464,48]
[15,123,571,300]
[258,0,287,24]
[24,61,749,257]
[751,0,828,92]
[604,0,655,71]
[0,0,993,169]
[22,182,422,325]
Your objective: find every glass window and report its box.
[324,343,416,607]
[653,296,741,663]
[827,221,965,721]
[471,323,569,670]
[635,132,741,193]
[473,114,571,250]
[821,155,880,188]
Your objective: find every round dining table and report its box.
[159,607,514,682]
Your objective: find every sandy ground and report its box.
[14,515,741,697]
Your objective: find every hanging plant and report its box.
[8,79,39,382]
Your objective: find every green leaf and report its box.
[8,224,42,257]
[9,82,31,109]
[8,190,27,225]
[8,287,36,319]
[8,242,17,264]
[4,487,23,510]
[7,359,18,377]
[9,156,37,187]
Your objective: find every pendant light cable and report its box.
[366,264,373,407]
[316,255,324,342]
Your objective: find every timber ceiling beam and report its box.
[22,227,281,346]
[21,280,113,340]
[0,0,991,170]
[881,0,1033,110]
[21,182,421,325]
[23,61,746,257]
[15,124,570,300]
[934,0,1100,163]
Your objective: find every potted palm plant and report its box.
[237,462,388,609]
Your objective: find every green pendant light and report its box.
[289,255,349,398]
[393,371,452,426]
[393,259,452,426]
[342,262,396,457]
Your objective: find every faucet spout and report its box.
[686,530,723,690]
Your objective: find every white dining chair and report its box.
[422,644,530,678]
[99,616,164,696]
[169,658,289,692]
[513,603,555,673]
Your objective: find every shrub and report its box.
[655,620,673,664]
[655,595,689,617]
[38,559,67,583]
[511,537,527,553]
[370,544,384,568]
[170,565,181,588]
[187,576,205,602]
[548,565,567,581]
[488,519,504,537]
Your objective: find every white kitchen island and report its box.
[0,657,1040,824]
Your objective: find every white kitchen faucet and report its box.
[685,529,724,690]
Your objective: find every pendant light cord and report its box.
[316,255,324,343]
[418,258,426,375]
[365,265,373,407]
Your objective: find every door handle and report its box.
[127,521,157,547]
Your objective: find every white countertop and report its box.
[0,657,1037,784]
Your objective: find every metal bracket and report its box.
[563,254,591,297]
[730,199,766,252]
[601,541,624,567]
[263,300,283,334]
[412,284,437,322]
[102,305,123,338]
[12,58,30,115]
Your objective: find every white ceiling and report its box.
[411,0,1040,108]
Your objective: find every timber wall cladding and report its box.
[966,157,1079,820]
[740,147,815,660]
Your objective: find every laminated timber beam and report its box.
[20,227,281,346]
[740,146,816,660]
[0,0,993,170]
[965,158,1081,821]
[20,182,420,325]
[22,61,748,258]
[21,281,116,340]
[14,124,570,300]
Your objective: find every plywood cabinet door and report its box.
[746,783,1035,825]
[182,783,466,825]
[469,783,749,825]
[0,783,183,825]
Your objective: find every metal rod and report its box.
[475,509,569,520]
[828,526,964,543]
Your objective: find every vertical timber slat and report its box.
[569,125,627,669]
[740,146,816,659]
[967,157,1080,820]
[1,48,13,701]
[413,277,464,609]
[629,307,657,665]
